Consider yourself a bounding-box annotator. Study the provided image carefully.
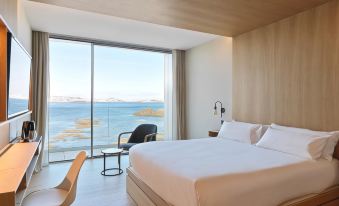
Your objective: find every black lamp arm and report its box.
[214,101,225,114]
[214,101,226,125]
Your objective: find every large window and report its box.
[48,38,171,161]
[49,39,91,161]
[93,45,166,155]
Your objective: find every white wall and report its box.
[0,113,31,150]
[0,0,32,150]
[0,0,17,34]
[17,0,32,54]
[0,0,32,54]
[185,37,232,138]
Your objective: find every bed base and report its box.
[126,167,339,206]
[127,168,170,206]
[127,176,157,206]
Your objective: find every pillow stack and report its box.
[256,124,339,160]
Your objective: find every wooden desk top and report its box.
[0,142,40,193]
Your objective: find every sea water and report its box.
[48,102,164,152]
[8,99,164,152]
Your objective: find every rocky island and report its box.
[133,108,164,117]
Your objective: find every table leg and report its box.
[103,153,106,176]
[118,153,121,171]
[101,152,123,176]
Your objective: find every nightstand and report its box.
[208,130,219,137]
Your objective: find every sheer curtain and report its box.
[31,31,50,172]
[172,50,186,140]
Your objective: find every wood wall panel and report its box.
[233,0,339,131]
[0,20,8,121]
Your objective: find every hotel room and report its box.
[0,0,339,206]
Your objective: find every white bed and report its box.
[129,138,339,206]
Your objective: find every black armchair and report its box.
[117,124,157,151]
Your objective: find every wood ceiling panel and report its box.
[29,0,331,36]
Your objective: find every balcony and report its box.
[48,102,165,162]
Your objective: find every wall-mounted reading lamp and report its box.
[214,101,225,125]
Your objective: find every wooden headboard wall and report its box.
[233,0,339,131]
[232,0,339,158]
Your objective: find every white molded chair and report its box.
[22,151,87,206]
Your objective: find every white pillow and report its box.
[271,124,339,161]
[256,127,330,160]
[217,121,262,144]
[271,124,311,134]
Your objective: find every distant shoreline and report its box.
[49,96,164,103]
[49,101,164,103]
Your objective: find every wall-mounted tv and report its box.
[7,33,32,118]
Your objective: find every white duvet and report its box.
[129,138,339,206]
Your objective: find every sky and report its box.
[49,38,169,102]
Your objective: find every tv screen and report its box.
[7,33,32,118]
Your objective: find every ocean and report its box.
[7,99,164,152]
[49,102,164,152]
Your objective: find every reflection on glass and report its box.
[8,37,31,117]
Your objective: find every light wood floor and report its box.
[27,155,136,206]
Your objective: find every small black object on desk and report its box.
[21,121,37,142]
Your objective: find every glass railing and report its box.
[48,101,164,162]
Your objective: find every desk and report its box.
[0,138,41,205]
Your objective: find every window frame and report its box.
[48,35,172,162]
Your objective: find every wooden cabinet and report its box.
[208,130,219,137]
[0,17,8,121]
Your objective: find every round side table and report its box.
[101,148,123,176]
